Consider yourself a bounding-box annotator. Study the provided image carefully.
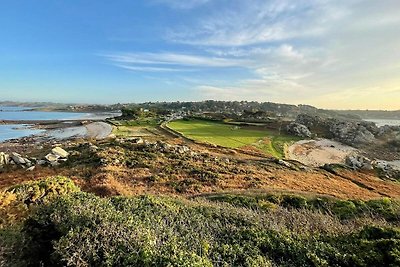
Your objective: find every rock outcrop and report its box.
[345,154,374,170]
[286,122,312,138]
[344,153,400,180]
[295,114,378,146]
[0,146,70,169]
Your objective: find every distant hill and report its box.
[334,110,400,120]
[3,100,399,120]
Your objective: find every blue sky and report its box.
[1,0,400,109]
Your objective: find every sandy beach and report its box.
[288,139,357,167]
[85,122,113,139]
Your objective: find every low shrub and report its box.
[15,193,400,266]
[204,193,400,222]
[7,176,80,206]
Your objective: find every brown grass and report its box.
[2,139,400,201]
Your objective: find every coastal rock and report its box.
[329,121,376,145]
[128,137,144,144]
[295,114,377,146]
[11,152,29,165]
[276,159,292,168]
[345,155,373,170]
[0,152,10,165]
[286,122,312,138]
[51,147,69,158]
[45,153,59,163]
[374,160,400,180]
[26,166,35,171]
[377,125,400,137]
[176,146,190,154]
[37,160,47,165]
[296,114,325,128]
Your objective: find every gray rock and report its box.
[37,160,47,165]
[50,161,60,167]
[11,152,28,165]
[45,153,59,163]
[296,114,377,146]
[176,146,190,154]
[277,159,292,168]
[345,154,373,170]
[286,122,312,138]
[26,166,35,171]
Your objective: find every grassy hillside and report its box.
[168,119,298,158]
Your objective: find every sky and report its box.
[1,0,400,109]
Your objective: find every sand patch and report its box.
[288,139,357,167]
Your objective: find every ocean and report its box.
[364,119,400,127]
[0,124,45,142]
[0,106,89,121]
[0,106,118,142]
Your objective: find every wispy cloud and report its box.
[152,0,210,9]
[104,52,251,72]
[106,0,400,108]
[114,64,194,72]
[166,0,349,46]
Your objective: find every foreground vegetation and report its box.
[168,119,298,158]
[1,177,400,266]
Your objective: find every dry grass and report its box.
[2,138,400,201]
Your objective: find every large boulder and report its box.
[295,114,378,146]
[45,153,59,163]
[11,152,30,165]
[295,114,324,128]
[345,154,374,170]
[329,121,376,145]
[0,152,10,166]
[286,122,312,138]
[51,147,69,158]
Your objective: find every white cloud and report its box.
[185,0,400,108]
[114,64,193,72]
[166,0,350,46]
[107,0,400,109]
[104,52,249,69]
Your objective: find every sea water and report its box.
[0,106,87,121]
[0,106,118,142]
[364,119,400,127]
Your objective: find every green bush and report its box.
[2,179,400,266]
[7,176,80,206]
[204,193,400,222]
[280,195,308,209]
[13,193,400,266]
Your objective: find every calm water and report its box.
[364,119,400,127]
[0,106,119,142]
[0,124,45,142]
[0,106,87,121]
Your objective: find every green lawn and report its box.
[110,118,160,127]
[110,118,160,137]
[168,119,299,158]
